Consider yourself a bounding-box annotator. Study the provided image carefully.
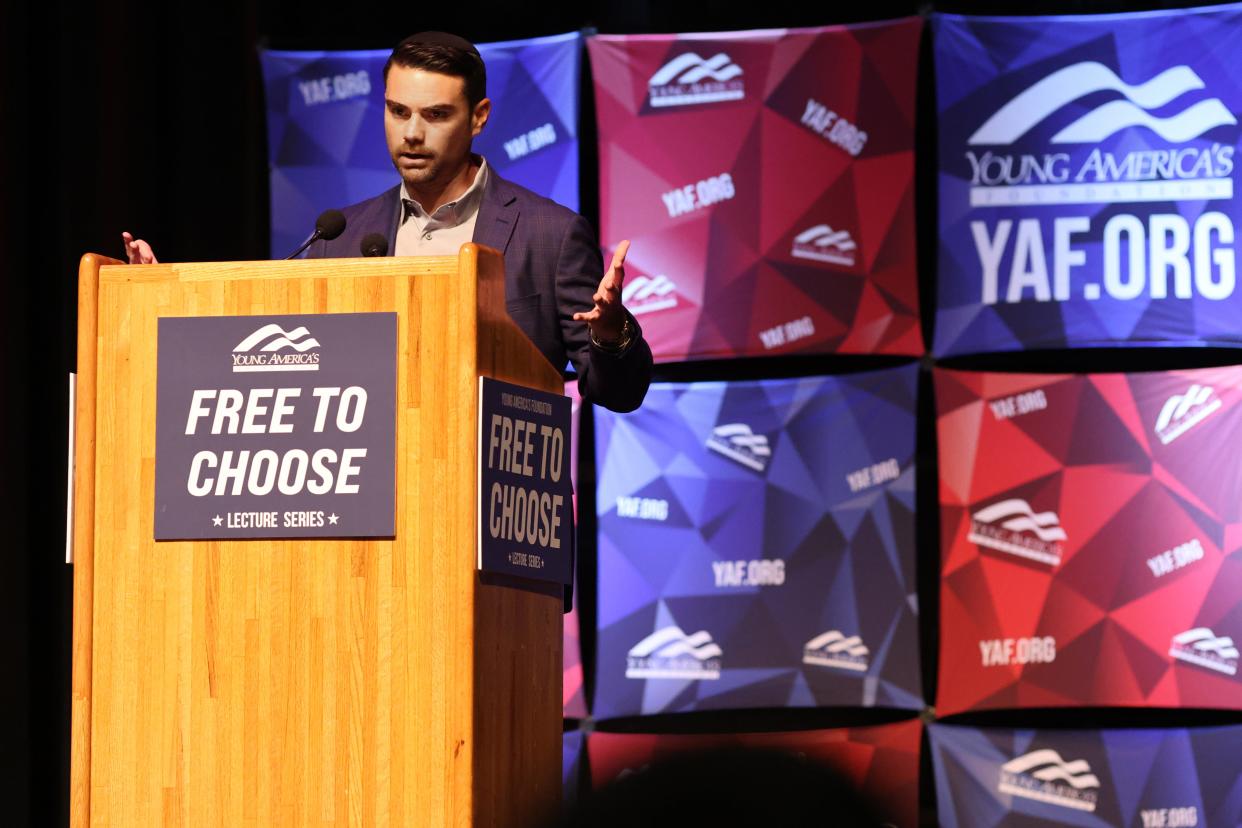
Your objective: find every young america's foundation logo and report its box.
[802,630,869,672]
[1169,627,1239,676]
[965,61,1237,208]
[232,324,322,372]
[791,225,857,266]
[970,62,1235,146]
[622,274,679,316]
[648,52,744,108]
[706,423,771,473]
[1155,384,1222,445]
[998,749,1101,812]
[968,499,1066,566]
[626,626,722,680]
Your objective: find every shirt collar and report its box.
[401,156,490,226]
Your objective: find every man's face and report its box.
[383,65,490,194]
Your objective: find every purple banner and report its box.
[563,729,584,809]
[592,367,921,717]
[259,33,582,259]
[934,5,1242,355]
[930,723,1242,826]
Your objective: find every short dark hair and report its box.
[383,32,487,109]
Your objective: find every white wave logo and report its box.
[650,53,743,85]
[235,324,322,353]
[791,224,857,266]
[648,52,744,108]
[999,749,1101,812]
[626,626,722,680]
[970,61,1236,146]
[1154,384,1222,445]
[706,423,771,473]
[622,274,678,316]
[231,324,322,372]
[968,499,1066,566]
[1169,627,1239,676]
[802,630,869,672]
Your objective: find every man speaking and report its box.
[125,31,651,413]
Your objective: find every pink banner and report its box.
[589,22,923,361]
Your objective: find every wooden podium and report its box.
[71,246,564,827]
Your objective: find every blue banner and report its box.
[592,367,921,717]
[934,6,1242,355]
[260,32,582,258]
[563,729,584,809]
[929,723,1242,826]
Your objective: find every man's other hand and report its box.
[573,239,630,343]
[121,231,159,264]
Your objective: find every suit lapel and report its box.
[473,172,518,257]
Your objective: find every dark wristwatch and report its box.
[590,316,635,354]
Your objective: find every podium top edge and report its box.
[97,255,468,284]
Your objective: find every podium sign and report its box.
[478,376,573,584]
[154,312,397,539]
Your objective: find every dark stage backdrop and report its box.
[3,1,1235,825]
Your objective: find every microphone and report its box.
[360,233,389,257]
[285,209,347,259]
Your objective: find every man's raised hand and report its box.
[121,231,159,264]
[573,239,630,343]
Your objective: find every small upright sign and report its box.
[154,312,397,540]
[478,377,574,586]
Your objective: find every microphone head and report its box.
[360,233,389,257]
[315,209,347,241]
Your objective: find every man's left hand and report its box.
[574,239,630,343]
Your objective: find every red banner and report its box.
[589,22,923,362]
[937,367,1242,713]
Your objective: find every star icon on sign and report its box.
[212,515,223,526]
[328,513,339,525]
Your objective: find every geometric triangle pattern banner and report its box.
[588,22,923,362]
[933,5,1242,356]
[587,720,922,828]
[929,723,1242,827]
[563,729,585,811]
[594,366,921,718]
[936,367,1242,713]
[259,32,581,258]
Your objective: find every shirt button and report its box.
[424,233,432,241]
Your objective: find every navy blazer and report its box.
[307,170,652,413]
